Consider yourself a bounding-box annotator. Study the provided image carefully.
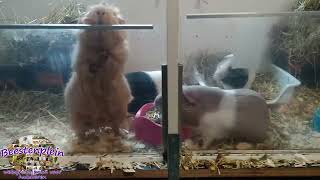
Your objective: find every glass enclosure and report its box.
[1,0,320,178]
[1,0,320,162]
[0,27,166,154]
[177,11,320,151]
[0,1,164,157]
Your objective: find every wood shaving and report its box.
[145,107,162,124]
[251,72,281,101]
[180,151,320,173]
[87,159,164,173]
[0,90,160,154]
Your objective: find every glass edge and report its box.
[186,11,320,19]
[0,24,154,30]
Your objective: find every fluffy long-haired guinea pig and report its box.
[64,3,132,142]
[154,85,269,149]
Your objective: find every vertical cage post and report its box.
[161,65,168,163]
[162,64,183,165]
[167,0,181,179]
[161,64,183,179]
[165,64,182,180]
[178,64,183,136]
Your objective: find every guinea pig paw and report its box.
[81,17,96,25]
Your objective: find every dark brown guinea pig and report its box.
[154,85,269,149]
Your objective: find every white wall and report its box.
[180,0,295,72]
[1,0,295,72]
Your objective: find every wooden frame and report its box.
[2,168,320,179]
[2,151,320,179]
[1,5,320,180]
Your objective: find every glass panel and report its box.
[180,11,320,151]
[0,0,162,160]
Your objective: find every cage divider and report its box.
[166,0,181,179]
[162,64,183,180]
[161,64,168,164]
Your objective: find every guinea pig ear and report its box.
[154,94,163,108]
[118,16,126,24]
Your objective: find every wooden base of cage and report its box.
[2,150,320,179]
[2,168,320,179]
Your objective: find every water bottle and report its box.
[312,107,320,132]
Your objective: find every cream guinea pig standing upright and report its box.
[64,3,133,143]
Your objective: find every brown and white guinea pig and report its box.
[154,85,269,149]
[64,2,132,141]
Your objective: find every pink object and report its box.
[133,103,192,146]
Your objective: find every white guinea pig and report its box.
[154,85,269,149]
[213,54,256,90]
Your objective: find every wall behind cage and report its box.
[0,0,295,72]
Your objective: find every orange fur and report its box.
[64,3,132,142]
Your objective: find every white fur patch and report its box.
[144,71,162,94]
[198,91,237,148]
[213,58,231,81]
[213,57,233,89]
[243,69,256,89]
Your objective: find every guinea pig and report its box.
[154,85,269,149]
[78,2,126,50]
[125,71,161,114]
[64,3,132,142]
[213,54,252,89]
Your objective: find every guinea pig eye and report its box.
[183,97,196,108]
[102,12,105,15]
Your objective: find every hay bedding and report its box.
[269,0,320,87]
[0,90,159,155]
[251,72,281,101]
[265,86,320,150]
[0,90,73,152]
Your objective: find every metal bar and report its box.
[178,64,183,138]
[186,11,320,19]
[167,135,180,179]
[0,24,153,30]
[161,64,168,163]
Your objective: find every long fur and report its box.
[64,3,132,142]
